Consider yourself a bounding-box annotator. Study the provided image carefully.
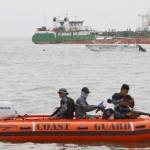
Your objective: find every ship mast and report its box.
[138,12,150,31]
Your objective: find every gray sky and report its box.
[0,0,150,37]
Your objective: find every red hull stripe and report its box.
[1,130,150,136]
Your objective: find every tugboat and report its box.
[32,17,96,44]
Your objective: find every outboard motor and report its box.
[0,101,18,119]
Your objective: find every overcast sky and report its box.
[0,0,150,37]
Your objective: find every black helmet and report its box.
[81,87,90,94]
[58,88,69,95]
[121,84,130,91]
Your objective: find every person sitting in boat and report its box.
[138,45,147,52]
[50,88,75,119]
[111,84,134,108]
[75,87,99,119]
[114,95,136,119]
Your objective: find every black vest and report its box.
[61,97,75,119]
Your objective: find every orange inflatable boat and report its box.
[0,115,150,143]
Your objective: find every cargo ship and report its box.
[32,17,96,44]
[32,14,150,44]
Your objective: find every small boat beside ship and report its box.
[86,44,145,52]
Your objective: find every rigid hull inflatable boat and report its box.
[0,115,150,143]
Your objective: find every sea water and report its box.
[0,38,150,149]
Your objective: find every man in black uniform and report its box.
[114,95,136,119]
[50,88,75,119]
[111,84,134,108]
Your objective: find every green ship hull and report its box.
[32,32,96,44]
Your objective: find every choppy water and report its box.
[0,38,150,149]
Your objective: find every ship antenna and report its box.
[42,13,47,27]
[74,16,77,21]
[66,11,69,18]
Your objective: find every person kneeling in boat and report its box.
[50,88,75,119]
[75,87,102,119]
[111,84,134,108]
[114,95,137,119]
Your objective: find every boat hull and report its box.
[32,33,96,44]
[0,115,150,143]
[2,134,150,143]
[32,36,150,44]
